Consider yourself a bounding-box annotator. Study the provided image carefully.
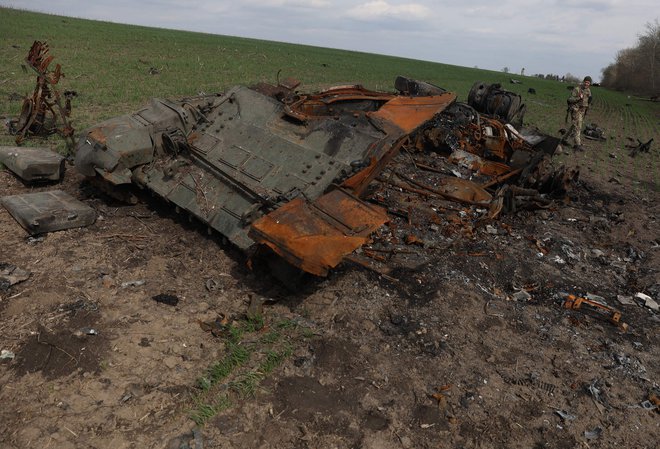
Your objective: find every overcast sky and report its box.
[2,0,657,81]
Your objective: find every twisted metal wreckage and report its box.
[75,75,578,277]
[8,41,76,149]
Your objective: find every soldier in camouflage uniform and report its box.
[563,76,592,151]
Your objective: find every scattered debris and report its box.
[626,137,653,157]
[247,294,265,325]
[0,146,65,182]
[584,427,603,440]
[555,410,576,421]
[563,294,628,331]
[583,123,606,141]
[1,190,96,235]
[527,88,536,94]
[512,289,532,301]
[6,41,76,149]
[59,298,99,314]
[0,350,16,360]
[587,379,609,414]
[0,263,30,291]
[640,400,657,411]
[121,280,146,288]
[648,393,660,412]
[152,293,179,306]
[205,278,220,291]
[634,292,659,311]
[198,314,230,337]
[26,236,45,245]
[616,295,636,306]
[73,327,98,337]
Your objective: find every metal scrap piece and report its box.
[584,427,603,440]
[249,189,388,276]
[1,190,96,235]
[555,410,576,421]
[563,294,628,331]
[0,263,31,291]
[8,41,75,148]
[635,292,659,311]
[0,146,65,182]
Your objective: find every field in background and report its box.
[0,7,658,189]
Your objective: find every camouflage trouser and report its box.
[565,108,585,146]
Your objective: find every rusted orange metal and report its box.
[341,92,457,196]
[396,172,492,206]
[11,41,75,149]
[563,294,628,331]
[249,188,389,276]
[368,93,457,134]
[437,177,493,204]
[255,88,458,276]
[283,85,395,122]
[447,150,511,177]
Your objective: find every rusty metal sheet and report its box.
[437,178,492,205]
[396,172,492,206]
[368,93,457,134]
[249,188,388,276]
[341,93,458,197]
[447,149,511,177]
[283,85,395,122]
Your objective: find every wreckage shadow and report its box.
[81,178,324,300]
[5,166,68,188]
[242,248,326,306]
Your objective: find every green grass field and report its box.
[0,7,658,188]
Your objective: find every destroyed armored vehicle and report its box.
[75,76,570,277]
[467,81,526,127]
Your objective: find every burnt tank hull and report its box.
[75,82,457,275]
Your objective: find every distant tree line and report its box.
[601,20,660,95]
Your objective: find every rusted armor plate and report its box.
[249,188,388,276]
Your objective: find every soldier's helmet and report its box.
[583,76,592,83]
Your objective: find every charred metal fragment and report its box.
[8,41,76,149]
[626,138,653,157]
[395,76,447,97]
[467,81,526,127]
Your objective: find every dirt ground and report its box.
[1,128,658,448]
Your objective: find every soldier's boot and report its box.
[574,144,586,152]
